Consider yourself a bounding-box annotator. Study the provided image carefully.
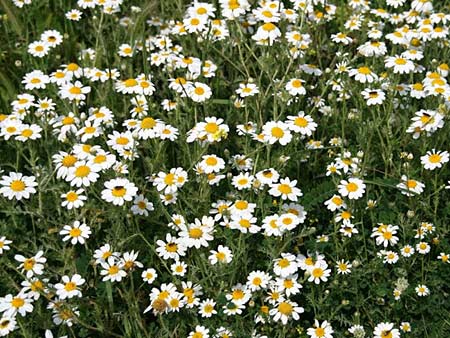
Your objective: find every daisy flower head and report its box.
[198,299,217,318]
[61,189,87,209]
[262,121,292,145]
[338,178,366,200]
[54,274,85,299]
[156,233,187,261]
[28,40,50,58]
[131,194,154,216]
[209,245,233,265]
[65,161,100,187]
[236,82,259,98]
[121,250,143,271]
[101,178,138,206]
[396,175,425,196]
[60,220,91,245]
[93,244,119,265]
[361,88,386,105]
[307,320,334,338]
[231,172,254,190]
[14,250,46,278]
[41,29,63,47]
[142,268,158,284]
[22,70,50,90]
[16,124,42,142]
[335,259,352,275]
[286,112,317,136]
[373,322,400,338]
[0,315,16,336]
[371,224,399,247]
[285,78,306,96]
[252,22,281,45]
[179,217,215,249]
[385,55,415,74]
[438,252,449,263]
[420,149,449,170]
[188,325,209,338]
[0,237,12,254]
[171,261,188,277]
[246,270,271,291]
[100,256,127,282]
[416,241,430,254]
[273,253,299,277]
[381,250,399,264]
[400,245,415,257]
[198,154,226,174]
[269,177,302,201]
[307,261,331,284]
[270,300,304,325]
[0,291,34,317]
[256,168,279,186]
[0,172,37,200]
[59,81,91,102]
[188,82,212,102]
[349,66,378,83]
[324,195,346,211]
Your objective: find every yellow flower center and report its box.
[291,79,303,88]
[232,289,244,300]
[381,331,393,338]
[406,180,417,189]
[21,129,33,138]
[294,117,308,127]
[216,252,226,261]
[62,155,77,167]
[67,63,79,71]
[31,280,43,292]
[205,157,218,166]
[262,23,276,32]
[278,302,293,315]
[164,173,175,185]
[64,282,77,291]
[271,127,284,138]
[108,265,119,275]
[383,231,392,239]
[166,243,178,252]
[124,79,138,87]
[278,258,290,268]
[358,66,371,75]
[23,258,35,270]
[331,196,342,205]
[346,182,358,192]
[69,228,82,237]
[189,228,203,239]
[84,126,96,134]
[429,154,441,163]
[112,186,126,197]
[11,297,25,308]
[205,122,219,133]
[312,267,324,278]
[194,87,205,95]
[75,165,90,178]
[69,86,82,95]
[315,327,325,337]
[278,184,292,194]
[10,180,25,192]
[141,117,156,129]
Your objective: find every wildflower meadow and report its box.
[1,0,450,337]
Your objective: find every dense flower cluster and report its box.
[1,0,449,337]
